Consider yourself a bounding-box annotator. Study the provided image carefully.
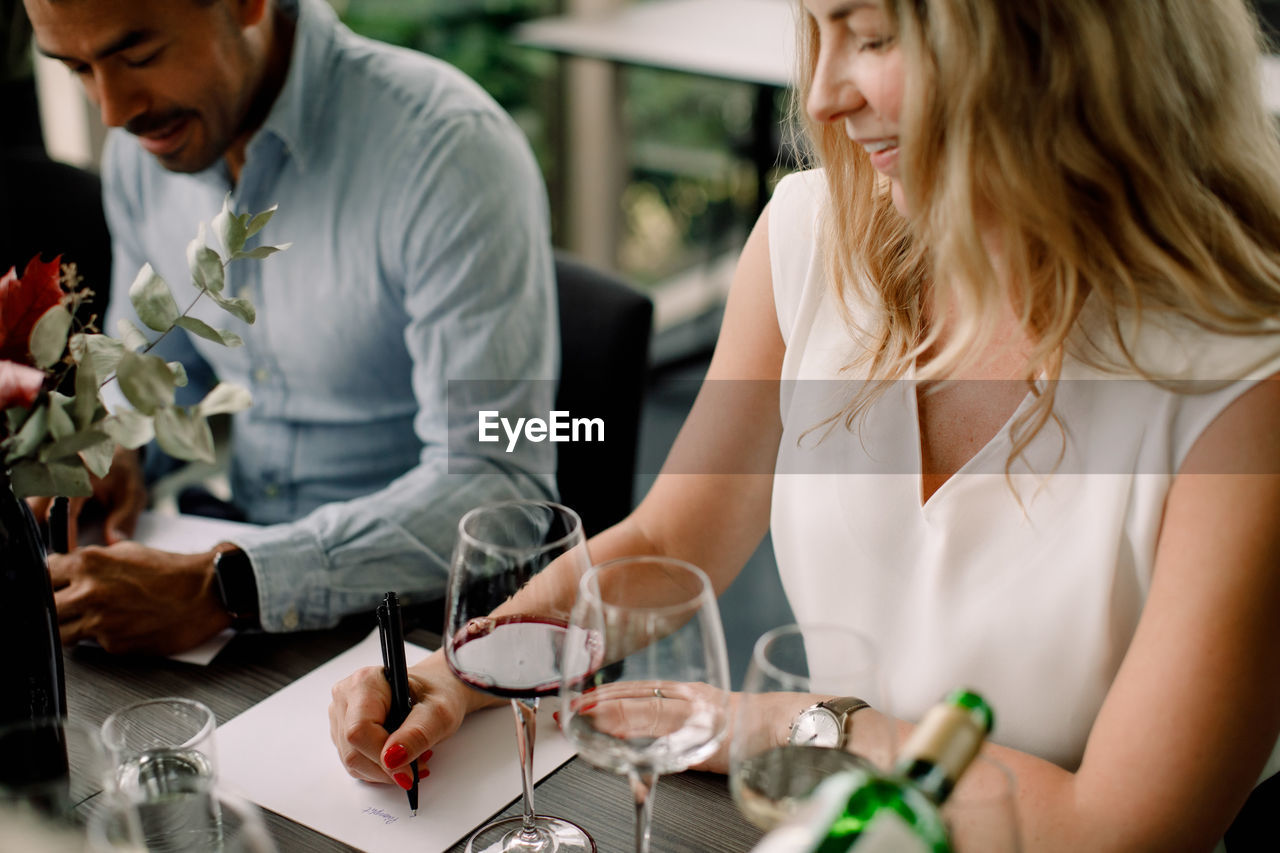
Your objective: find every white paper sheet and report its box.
[217,630,578,853]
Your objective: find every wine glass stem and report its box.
[511,697,540,838]
[629,768,657,853]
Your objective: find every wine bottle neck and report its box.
[899,757,954,805]
[893,703,987,805]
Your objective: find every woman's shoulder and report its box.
[768,170,829,342]
[1068,298,1280,382]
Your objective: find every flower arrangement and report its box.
[0,197,289,499]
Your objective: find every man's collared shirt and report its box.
[102,0,558,631]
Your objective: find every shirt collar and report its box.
[251,0,338,175]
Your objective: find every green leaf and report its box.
[232,243,291,261]
[30,305,72,368]
[101,409,154,449]
[208,290,256,324]
[116,318,150,352]
[176,315,243,347]
[213,194,248,256]
[244,205,277,240]
[167,361,188,388]
[128,263,181,333]
[47,392,75,440]
[188,224,226,294]
[79,435,116,479]
[71,332,127,376]
[116,351,176,415]
[72,358,100,429]
[5,406,28,434]
[8,458,92,499]
[4,403,49,464]
[154,406,216,464]
[39,426,110,464]
[196,382,252,417]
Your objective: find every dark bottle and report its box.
[0,475,67,725]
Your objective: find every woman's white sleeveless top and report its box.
[768,170,1280,780]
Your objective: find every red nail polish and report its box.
[384,743,408,768]
[423,750,433,761]
[418,767,431,779]
[393,772,413,790]
[579,702,596,714]
[552,711,560,725]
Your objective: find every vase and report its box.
[0,474,67,725]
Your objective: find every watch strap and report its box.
[821,696,870,747]
[212,546,260,630]
[820,696,871,718]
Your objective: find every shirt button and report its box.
[282,608,299,630]
[253,368,271,383]
[264,484,280,498]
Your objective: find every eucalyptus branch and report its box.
[2,196,289,499]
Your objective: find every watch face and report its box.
[789,708,842,748]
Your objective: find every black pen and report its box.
[378,591,419,815]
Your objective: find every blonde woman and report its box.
[330,0,1280,847]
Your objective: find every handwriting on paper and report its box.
[362,806,399,825]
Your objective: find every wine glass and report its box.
[942,755,1022,852]
[729,623,895,831]
[558,555,731,853]
[444,500,595,853]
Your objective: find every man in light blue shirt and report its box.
[25,0,557,653]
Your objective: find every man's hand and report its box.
[49,543,231,655]
[29,445,147,548]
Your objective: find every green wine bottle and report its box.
[751,689,994,853]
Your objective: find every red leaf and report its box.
[0,254,66,364]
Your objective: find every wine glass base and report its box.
[464,815,596,853]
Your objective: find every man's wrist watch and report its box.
[212,547,261,631]
[788,697,870,749]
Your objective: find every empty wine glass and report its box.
[558,555,731,853]
[444,500,595,853]
[943,755,1023,853]
[730,623,894,831]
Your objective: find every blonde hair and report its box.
[795,0,1280,459]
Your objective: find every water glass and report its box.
[0,715,110,824]
[729,623,894,831]
[87,786,277,853]
[101,698,218,802]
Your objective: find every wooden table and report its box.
[63,619,764,852]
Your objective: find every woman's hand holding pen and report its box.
[328,650,496,787]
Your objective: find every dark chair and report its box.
[554,253,654,536]
[1,75,112,332]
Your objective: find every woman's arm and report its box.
[586,202,787,591]
[928,375,1280,851]
[330,204,788,784]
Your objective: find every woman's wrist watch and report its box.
[788,697,870,749]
